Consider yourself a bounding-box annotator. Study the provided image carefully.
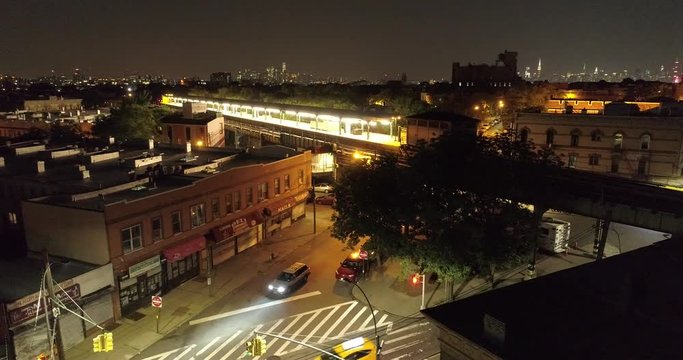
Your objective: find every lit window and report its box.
[190,203,205,228]
[298,169,304,185]
[568,155,577,169]
[284,175,290,191]
[640,134,651,150]
[258,182,268,202]
[234,190,242,211]
[614,133,623,150]
[8,212,17,225]
[274,178,281,195]
[121,224,142,254]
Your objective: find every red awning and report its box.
[212,211,263,241]
[163,235,206,262]
[266,191,309,215]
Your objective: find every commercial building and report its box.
[1,139,310,320]
[515,107,683,185]
[162,102,225,147]
[452,51,522,90]
[404,111,479,146]
[0,257,114,360]
[23,96,82,113]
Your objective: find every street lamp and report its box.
[342,279,381,357]
[410,273,426,310]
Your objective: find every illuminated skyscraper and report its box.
[536,58,542,80]
[673,58,681,84]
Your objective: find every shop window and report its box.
[190,203,205,228]
[171,211,182,234]
[274,178,281,195]
[640,134,651,150]
[298,169,304,185]
[258,182,268,202]
[568,155,577,169]
[211,197,219,220]
[121,224,142,254]
[234,190,242,211]
[225,193,233,214]
[284,175,291,191]
[152,217,162,241]
[589,154,600,166]
[246,187,253,207]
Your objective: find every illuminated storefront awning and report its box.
[163,236,206,262]
[212,211,263,241]
[264,191,309,216]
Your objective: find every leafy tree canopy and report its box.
[92,91,171,141]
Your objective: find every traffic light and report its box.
[104,332,114,352]
[253,336,266,356]
[92,334,103,353]
[245,339,254,356]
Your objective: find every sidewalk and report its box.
[351,241,620,318]
[65,205,334,360]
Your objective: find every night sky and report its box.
[1,0,681,80]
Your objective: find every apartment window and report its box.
[570,130,580,147]
[190,203,205,228]
[613,133,623,150]
[7,212,18,225]
[545,129,555,146]
[225,193,233,214]
[274,178,281,195]
[591,130,602,142]
[519,128,529,143]
[589,154,600,166]
[211,197,219,220]
[246,187,253,207]
[258,182,268,202]
[151,217,163,241]
[568,155,577,169]
[637,158,648,175]
[298,169,304,185]
[284,174,291,191]
[640,134,651,150]
[234,190,242,211]
[171,211,182,234]
[121,224,142,254]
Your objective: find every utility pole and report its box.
[44,251,66,360]
[207,242,214,297]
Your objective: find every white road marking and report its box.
[227,325,262,360]
[359,310,379,331]
[252,319,283,360]
[141,348,181,360]
[388,321,430,335]
[172,344,196,360]
[257,314,303,357]
[318,301,358,343]
[338,306,367,337]
[205,330,242,360]
[293,302,345,350]
[381,339,424,355]
[274,310,321,355]
[196,336,221,356]
[385,331,429,345]
[189,291,322,326]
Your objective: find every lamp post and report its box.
[342,279,381,357]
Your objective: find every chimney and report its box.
[109,136,115,145]
[186,142,192,153]
[148,139,155,150]
[36,161,45,174]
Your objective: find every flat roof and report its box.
[0,255,97,303]
[422,238,683,360]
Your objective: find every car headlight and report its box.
[268,284,274,290]
[277,286,286,293]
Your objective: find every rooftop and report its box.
[422,238,683,360]
[161,111,222,125]
[0,254,97,303]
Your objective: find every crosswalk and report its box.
[137,300,436,360]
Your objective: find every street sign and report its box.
[151,295,162,308]
[359,250,368,260]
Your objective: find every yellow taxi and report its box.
[315,337,376,360]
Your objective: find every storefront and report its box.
[162,236,206,291]
[211,211,263,266]
[264,191,308,235]
[118,255,162,316]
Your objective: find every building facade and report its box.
[23,96,82,113]
[9,141,310,320]
[162,102,225,147]
[515,112,683,185]
[452,51,522,90]
[404,111,479,146]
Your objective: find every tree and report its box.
[92,94,170,141]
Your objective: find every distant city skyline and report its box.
[1,0,680,81]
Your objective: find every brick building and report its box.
[162,102,225,147]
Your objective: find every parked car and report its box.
[335,252,365,283]
[314,183,334,193]
[267,262,311,296]
[316,337,376,360]
[315,194,336,205]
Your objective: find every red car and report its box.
[315,194,335,205]
[335,252,366,283]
